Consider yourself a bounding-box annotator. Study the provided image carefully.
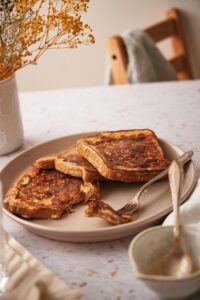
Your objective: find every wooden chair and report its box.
[107,8,193,84]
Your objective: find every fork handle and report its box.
[134,151,193,201]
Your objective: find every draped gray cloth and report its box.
[106,29,177,84]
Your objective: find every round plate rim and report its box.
[2,132,197,240]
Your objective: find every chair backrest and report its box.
[107,8,193,84]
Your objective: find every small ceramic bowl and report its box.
[129,225,200,299]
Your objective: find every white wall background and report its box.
[16,0,200,91]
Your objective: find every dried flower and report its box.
[0,0,94,80]
[0,0,16,12]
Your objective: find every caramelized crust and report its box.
[77,129,170,182]
[5,166,101,219]
[55,144,103,182]
[85,200,133,225]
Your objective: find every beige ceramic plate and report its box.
[2,132,197,242]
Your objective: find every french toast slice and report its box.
[5,166,101,219]
[85,200,133,225]
[55,144,103,182]
[35,155,56,169]
[77,129,170,182]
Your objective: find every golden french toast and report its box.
[77,129,170,182]
[85,200,133,225]
[5,166,101,219]
[55,144,103,182]
[35,155,56,169]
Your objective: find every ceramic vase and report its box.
[0,75,23,156]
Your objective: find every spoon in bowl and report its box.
[162,160,193,277]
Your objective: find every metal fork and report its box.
[116,151,193,215]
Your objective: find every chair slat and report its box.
[169,54,184,73]
[169,55,191,80]
[144,19,175,43]
[166,9,193,79]
[106,36,128,84]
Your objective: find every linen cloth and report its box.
[0,234,83,300]
[163,178,200,227]
[106,29,177,84]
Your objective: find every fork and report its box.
[116,151,193,215]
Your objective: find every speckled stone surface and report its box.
[1,80,200,300]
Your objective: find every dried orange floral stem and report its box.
[0,0,94,80]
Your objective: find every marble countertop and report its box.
[1,80,200,300]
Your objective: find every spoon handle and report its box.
[168,160,184,241]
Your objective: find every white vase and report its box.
[0,75,24,156]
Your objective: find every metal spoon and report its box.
[162,160,193,277]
